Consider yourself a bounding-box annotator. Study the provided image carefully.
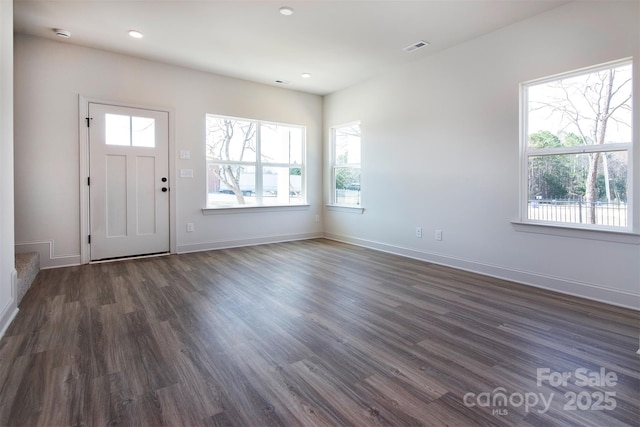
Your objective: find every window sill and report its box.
[511,221,640,245]
[326,204,365,214]
[202,204,310,215]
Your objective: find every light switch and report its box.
[179,150,190,160]
[180,169,194,178]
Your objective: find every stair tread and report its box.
[15,252,40,306]
[15,252,40,278]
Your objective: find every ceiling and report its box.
[13,0,568,95]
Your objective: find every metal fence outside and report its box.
[528,199,628,227]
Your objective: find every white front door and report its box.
[89,103,170,261]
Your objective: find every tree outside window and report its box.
[332,123,361,206]
[206,115,305,208]
[522,60,632,229]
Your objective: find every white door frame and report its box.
[79,95,177,264]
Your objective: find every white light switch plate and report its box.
[180,169,194,178]
[179,150,190,160]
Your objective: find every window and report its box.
[331,123,361,206]
[206,114,305,208]
[521,59,632,230]
[105,114,155,147]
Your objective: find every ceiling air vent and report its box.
[403,40,430,53]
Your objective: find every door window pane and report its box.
[105,114,131,146]
[105,114,156,148]
[132,117,155,147]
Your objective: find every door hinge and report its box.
[88,235,91,244]
[87,177,90,186]
[86,117,93,127]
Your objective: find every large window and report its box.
[331,123,361,206]
[521,59,632,230]
[206,114,305,208]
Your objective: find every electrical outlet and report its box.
[315,214,320,223]
[186,223,194,232]
[435,229,442,241]
[416,227,422,238]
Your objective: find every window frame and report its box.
[330,121,362,208]
[519,59,634,233]
[205,113,306,209]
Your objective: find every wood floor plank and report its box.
[290,358,390,426]
[0,239,638,426]
[233,344,340,426]
[6,351,51,426]
[89,371,137,426]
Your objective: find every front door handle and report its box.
[162,187,168,192]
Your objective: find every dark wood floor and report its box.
[0,239,638,426]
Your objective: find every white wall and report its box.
[14,35,323,267]
[0,0,17,337]
[324,1,640,309]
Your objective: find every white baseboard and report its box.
[17,232,323,267]
[11,267,16,300]
[15,240,80,269]
[16,232,638,311]
[324,233,640,311]
[177,232,324,254]
[0,269,19,339]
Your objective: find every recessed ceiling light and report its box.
[53,28,71,38]
[279,6,294,16]
[128,30,144,39]
[301,73,311,79]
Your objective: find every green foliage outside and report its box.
[335,153,360,190]
[528,130,627,202]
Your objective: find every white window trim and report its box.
[203,204,310,215]
[205,114,306,209]
[326,204,365,214]
[511,221,640,245]
[518,58,634,234]
[330,121,362,208]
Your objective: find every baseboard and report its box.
[323,233,640,311]
[16,233,638,311]
[20,233,322,268]
[176,232,324,254]
[0,269,19,339]
[11,267,17,300]
[15,240,80,269]
[16,232,324,267]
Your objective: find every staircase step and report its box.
[15,252,40,305]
